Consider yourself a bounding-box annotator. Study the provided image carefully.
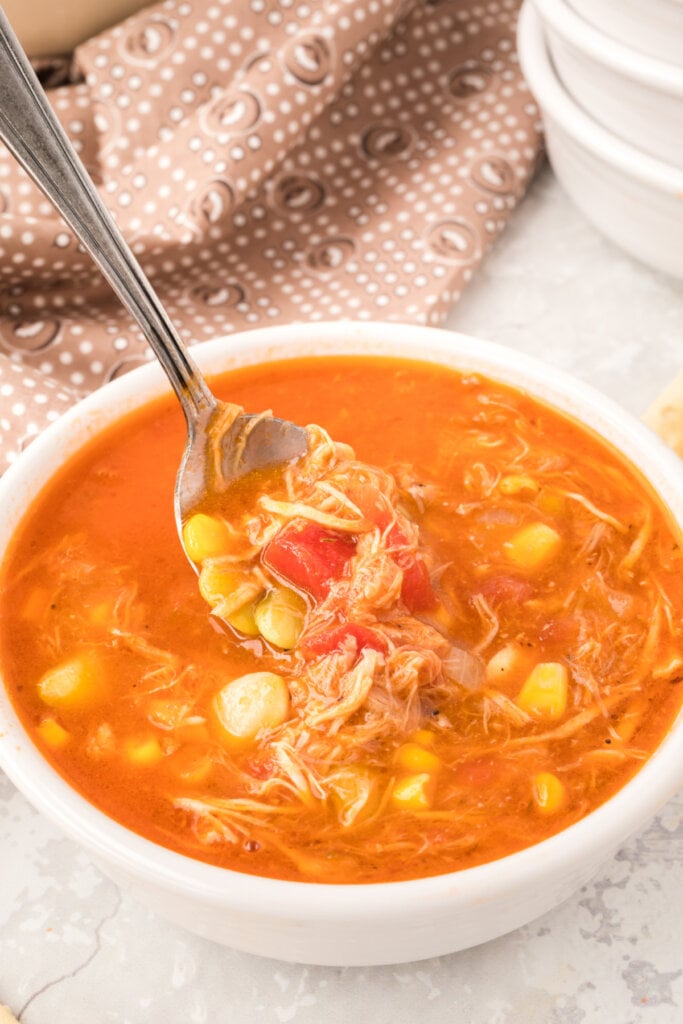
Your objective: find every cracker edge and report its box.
[643,369,683,460]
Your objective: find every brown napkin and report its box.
[0,0,542,468]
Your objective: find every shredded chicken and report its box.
[169,417,683,853]
[173,422,466,827]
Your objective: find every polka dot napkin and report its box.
[0,0,542,469]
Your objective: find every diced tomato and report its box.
[302,623,389,657]
[395,548,436,612]
[263,521,357,600]
[478,574,534,607]
[383,524,434,612]
[349,485,436,613]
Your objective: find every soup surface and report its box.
[2,356,683,883]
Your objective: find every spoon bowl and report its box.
[175,405,308,558]
[0,7,308,562]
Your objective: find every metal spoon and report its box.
[0,7,308,553]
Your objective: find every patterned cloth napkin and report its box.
[0,0,542,468]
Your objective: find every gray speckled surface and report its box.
[2,166,683,1023]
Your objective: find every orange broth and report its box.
[1,356,682,883]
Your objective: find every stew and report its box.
[1,356,682,883]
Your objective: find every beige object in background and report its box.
[3,0,151,55]
[643,370,683,459]
[0,1006,19,1024]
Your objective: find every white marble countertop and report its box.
[2,165,683,1023]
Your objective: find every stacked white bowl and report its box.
[518,0,683,279]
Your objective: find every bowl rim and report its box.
[1,319,683,919]
[531,0,683,91]
[518,2,683,193]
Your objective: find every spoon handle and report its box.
[0,6,215,423]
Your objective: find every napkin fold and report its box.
[0,0,542,468]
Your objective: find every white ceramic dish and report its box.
[518,3,683,281]
[532,0,683,168]
[1,320,683,966]
[568,0,683,67]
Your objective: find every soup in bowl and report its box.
[0,320,682,965]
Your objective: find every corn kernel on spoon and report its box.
[0,7,308,562]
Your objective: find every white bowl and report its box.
[518,3,683,280]
[532,0,683,168]
[568,0,683,67]
[1,321,683,966]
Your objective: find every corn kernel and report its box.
[390,772,437,811]
[36,717,70,748]
[532,771,566,814]
[485,643,524,683]
[199,564,263,621]
[225,600,260,637]
[395,742,442,774]
[254,587,307,650]
[503,522,562,571]
[182,513,234,563]
[198,564,240,603]
[124,735,164,766]
[37,651,104,710]
[212,671,290,747]
[409,728,436,748]
[499,474,539,496]
[517,662,569,721]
